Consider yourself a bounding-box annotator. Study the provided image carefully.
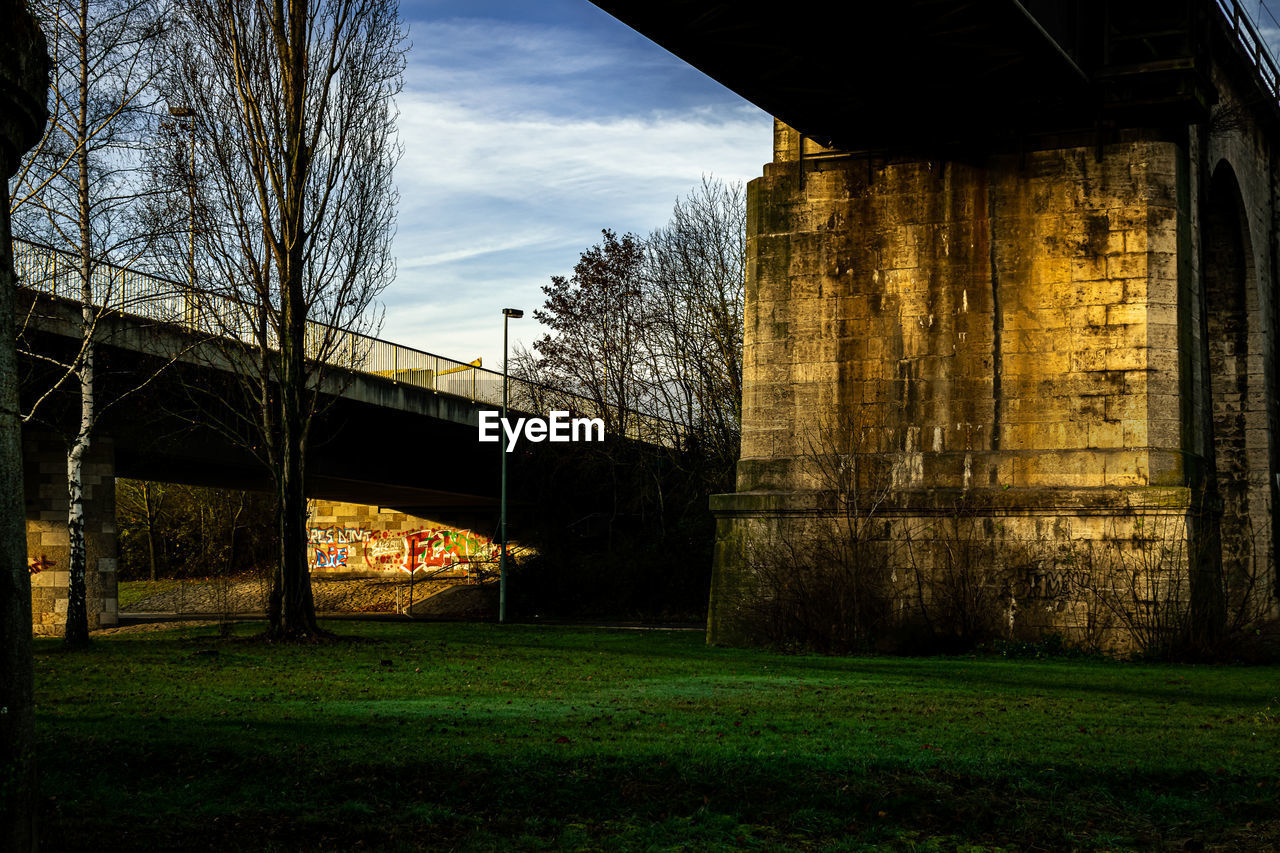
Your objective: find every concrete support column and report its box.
[26,431,117,635]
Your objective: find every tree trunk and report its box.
[0,160,39,853]
[269,273,317,638]
[64,0,95,647]
[64,421,91,646]
[143,483,158,581]
[266,0,320,641]
[1,5,48,843]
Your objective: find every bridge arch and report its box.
[1201,158,1265,605]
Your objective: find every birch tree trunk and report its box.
[62,0,97,647]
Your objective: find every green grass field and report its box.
[32,621,1280,851]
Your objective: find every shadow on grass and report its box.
[35,717,1280,850]
[35,705,1280,852]
[32,622,1280,851]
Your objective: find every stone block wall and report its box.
[711,487,1195,652]
[710,119,1279,648]
[738,124,1186,495]
[26,432,117,636]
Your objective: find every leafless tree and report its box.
[523,228,648,436]
[156,0,405,639]
[515,177,745,470]
[510,180,745,594]
[639,176,745,477]
[10,0,177,646]
[115,478,165,579]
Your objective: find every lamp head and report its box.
[502,308,524,319]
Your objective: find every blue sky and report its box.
[384,0,771,367]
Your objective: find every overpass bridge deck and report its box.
[13,238,676,446]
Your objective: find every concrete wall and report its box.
[26,432,117,636]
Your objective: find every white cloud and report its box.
[378,14,771,364]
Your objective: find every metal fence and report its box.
[12,239,678,445]
[1215,0,1280,102]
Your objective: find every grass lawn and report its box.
[32,621,1280,852]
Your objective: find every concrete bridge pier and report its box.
[26,431,117,635]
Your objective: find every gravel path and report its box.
[125,576,495,618]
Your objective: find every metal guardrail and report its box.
[12,238,678,446]
[1215,0,1280,102]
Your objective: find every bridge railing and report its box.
[1215,0,1280,102]
[13,240,191,321]
[12,239,681,446]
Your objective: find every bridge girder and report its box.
[592,0,1243,152]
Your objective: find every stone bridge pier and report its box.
[586,0,1280,647]
[25,432,118,635]
[707,58,1280,648]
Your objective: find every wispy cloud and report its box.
[380,12,771,362]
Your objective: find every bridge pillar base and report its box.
[709,486,1205,653]
[26,432,118,636]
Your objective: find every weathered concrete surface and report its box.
[709,108,1280,647]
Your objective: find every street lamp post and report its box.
[499,307,523,623]
[168,105,196,326]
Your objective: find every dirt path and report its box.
[124,576,495,619]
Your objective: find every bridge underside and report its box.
[596,0,1280,649]
[594,0,1096,150]
[20,307,507,634]
[17,298,503,512]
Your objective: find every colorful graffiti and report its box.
[314,545,349,568]
[29,554,55,575]
[406,527,493,572]
[307,522,497,574]
[308,525,372,545]
[367,527,497,573]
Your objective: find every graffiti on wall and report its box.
[307,522,497,574]
[308,525,373,545]
[365,527,497,573]
[314,545,349,568]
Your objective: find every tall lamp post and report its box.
[499,307,523,622]
[168,105,196,325]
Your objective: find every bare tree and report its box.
[511,180,745,601]
[527,228,648,436]
[516,178,745,471]
[640,176,745,479]
[157,0,405,639]
[741,413,899,653]
[10,0,172,646]
[115,477,165,579]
